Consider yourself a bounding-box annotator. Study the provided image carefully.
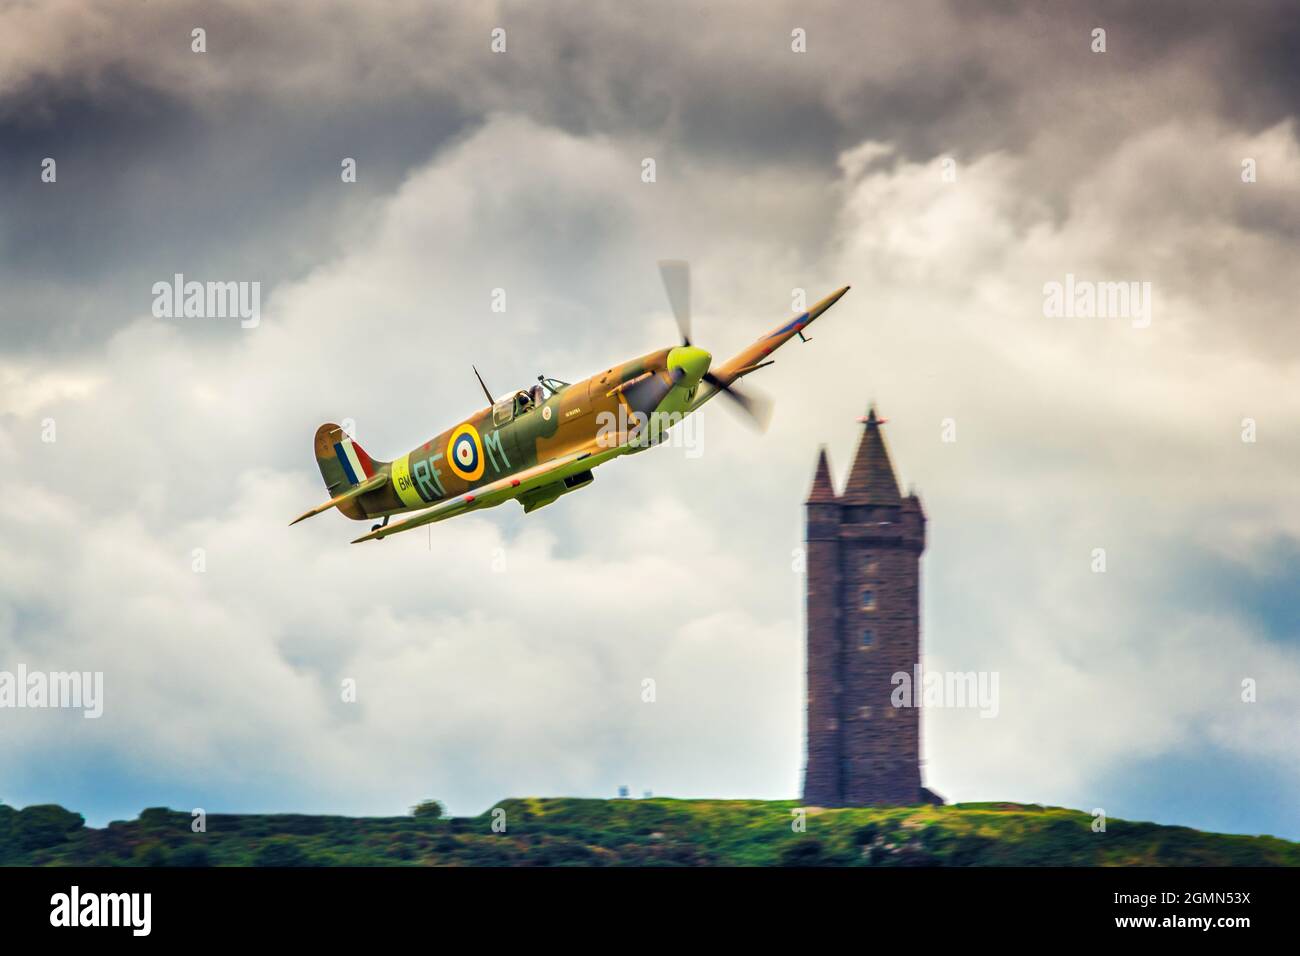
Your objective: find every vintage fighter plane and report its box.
[291,262,849,543]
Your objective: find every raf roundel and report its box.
[447,423,485,481]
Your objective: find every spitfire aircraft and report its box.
[291,263,850,543]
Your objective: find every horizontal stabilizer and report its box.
[290,473,388,526]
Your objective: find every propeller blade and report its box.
[659,259,773,430]
[703,371,773,432]
[657,259,692,345]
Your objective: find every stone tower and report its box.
[802,406,935,807]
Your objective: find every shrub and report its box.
[0,804,17,859]
[254,839,312,867]
[167,844,213,867]
[461,839,517,866]
[433,834,458,853]
[949,834,996,866]
[779,839,827,866]
[411,800,444,820]
[138,807,181,829]
[531,838,594,866]
[270,815,336,836]
[853,823,881,846]
[133,841,169,867]
[14,805,84,851]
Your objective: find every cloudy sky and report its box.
[2,1,1297,838]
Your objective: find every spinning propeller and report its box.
[657,259,773,431]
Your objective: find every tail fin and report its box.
[287,423,388,525]
[314,423,378,496]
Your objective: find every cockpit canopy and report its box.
[491,377,569,426]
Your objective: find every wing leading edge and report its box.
[350,446,608,543]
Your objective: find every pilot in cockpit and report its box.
[515,385,545,415]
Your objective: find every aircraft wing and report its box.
[350,447,600,543]
[688,285,850,413]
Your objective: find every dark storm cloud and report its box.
[4,1,1295,160]
[2,0,1297,352]
[0,67,472,352]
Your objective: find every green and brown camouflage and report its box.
[291,284,850,542]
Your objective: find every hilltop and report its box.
[2,798,1296,867]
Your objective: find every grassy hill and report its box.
[3,798,1297,866]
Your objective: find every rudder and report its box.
[314,423,379,497]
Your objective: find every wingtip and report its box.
[806,284,851,320]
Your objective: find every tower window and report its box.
[862,588,876,610]
[861,628,874,647]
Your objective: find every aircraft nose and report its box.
[669,345,712,383]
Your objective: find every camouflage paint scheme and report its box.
[292,285,850,543]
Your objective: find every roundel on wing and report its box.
[447,423,485,481]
